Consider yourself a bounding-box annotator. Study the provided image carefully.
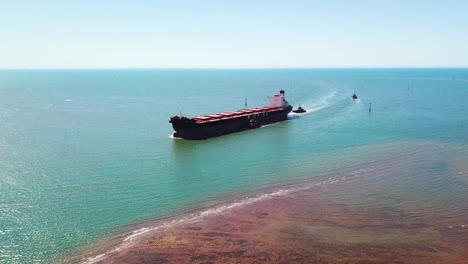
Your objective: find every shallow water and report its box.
[0,69,467,263]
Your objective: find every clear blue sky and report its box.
[1,0,468,68]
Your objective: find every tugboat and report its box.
[293,105,307,113]
[351,93,358,100]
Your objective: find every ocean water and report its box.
[0,69,467,263]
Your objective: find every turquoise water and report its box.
[1,69,467,263]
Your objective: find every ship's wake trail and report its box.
[288,104,330,117]
[289,89,337,117]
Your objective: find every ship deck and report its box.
[194,106,284,123]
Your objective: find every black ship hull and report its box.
[171,106,292,140]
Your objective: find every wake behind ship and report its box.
[170,90,293,140]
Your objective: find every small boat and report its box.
[351,93,358,100]
[293,106,306,113]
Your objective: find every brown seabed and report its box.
[72,150,468,264]
[84,177,468,264]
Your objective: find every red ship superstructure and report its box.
[170,90,293,140]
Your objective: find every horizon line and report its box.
[1,66,467,70]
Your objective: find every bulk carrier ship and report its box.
[170,90,293,140]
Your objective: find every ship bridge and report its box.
[268,89,290,108]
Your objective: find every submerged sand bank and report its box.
[87,179,467,264]
[72,146,468,264]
